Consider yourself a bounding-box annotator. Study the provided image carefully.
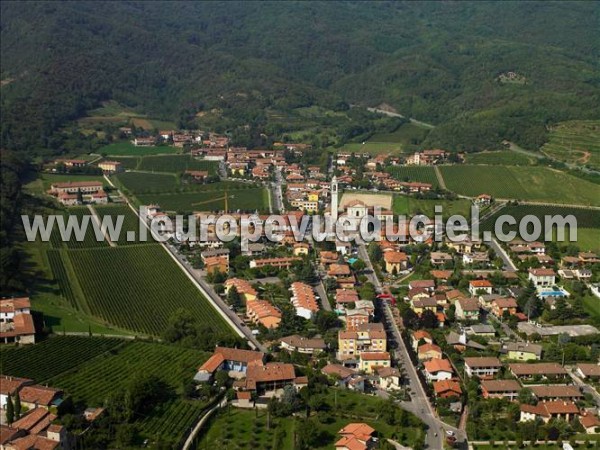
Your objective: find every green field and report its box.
[480,204,600,251]
[94,204,146,245]
[100,141,178,156]
[66,245,232,336]
[137,186,269,213]
[393,196,472,218]
[466,150,535,166]
[369,122,431,146]
[386,166,440,187]
[116,171,179,193]
[46,340,209,447]
[541,120,600,170]
[335,141,404,155]
[62,208,111,249]
[0,336,124,382]
[138,155,218,174]
[440,165,600,206]
[200,389,425,450]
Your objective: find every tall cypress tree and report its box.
[14,392,22,419]
[6,394,15,424]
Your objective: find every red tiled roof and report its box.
[433,380,462,396]
[424,358,453,374]
[18,386,61,407]
[0,375,32,396]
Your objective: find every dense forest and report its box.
[1,1,599,154]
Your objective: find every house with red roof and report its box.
[335,423,375,450]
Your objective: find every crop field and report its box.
[393,196,472,219]
[116,171,179,193]
[47,249,80,307]
[0,336,124,382]
[137,186,269,213]
[48,341,210,446]
[94,204,145,245]
[480,204,600,251]
[62,208,110,249]
[386,166,440,187]
[67,245,232,335]
[138,155,218,174]
[99,141,178,156]
[466,150,535,166]
[541,120,600,170]
[440,165,600,206]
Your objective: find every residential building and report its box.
[376,367,402,392]
[520,401,579,423]
[530,385,583,402]
[0,298,36,344]
[279,335,326,355]
[249,257,300,269]
[423,358,454,382]
[481,379,521,401]
[576,364,600,380]
[528,268,556,287]
[335,423,375,450]
[0,375,33,409]
[418,343,443,362]
[243,362,297,394]
[491,297,518,318]
[469,280,493,296]
[465,324,496,337]
[433,380,462,399]
[509,363,568,380]
[289,282,320,320]
[337,323,387,359]
[503,342,543,361]
[195,347,265,381]
[383,251,408,273]
[455,298,480,321]
[411,330,433,351]
[463,357,502,379]
[97,160,123,173]
[359,352,391,374]
[224,278,257,302]
[19,385,63,410]
[246,300,282,329]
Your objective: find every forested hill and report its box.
[1,1,599,153]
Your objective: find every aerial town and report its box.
[2,3,600,450]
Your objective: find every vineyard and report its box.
[0,336,124,382]
[47,249,80,308]
[63,208,110,249]
[137,155,218,174]
[541,120,600,170]
[48,341,210,446]
[99,141,178,156]
[137,186,269,213]
[466,150,534,166]
[393,196,472,219]
[440,165,600,206]
[386,166,439,187]
[67,245,232,336]
[94,204,146,245]
[116,171,179,194]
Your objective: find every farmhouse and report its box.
[97,160,123,173]
[132,137,156,146]
[0,375,34,408]
[0,298,36,344]
[463,357,502,379]
[19,385,63,410]
[49,181,103,195]
[195,347,265,381]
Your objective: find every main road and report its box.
[357,241,466,449]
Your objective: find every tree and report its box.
[6,394,14,424]
[14,392,21,419]
[419,309,438,329]
[518,388,536,405]
[227,286,243,310]
[368,242,382,261]
[351,259,366,272]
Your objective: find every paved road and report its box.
[568,369,600,407]
[314,278,332,312]
[488,237,518,272]
[272,168,284,213]
[366,106,435,129]
[357,242,465,449]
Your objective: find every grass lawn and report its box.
[440,165,600,206]
[582,294,600,322]
[466,150,536,166]
[541,119,600,170]
[99,141,179,156]
[393,196,473,219]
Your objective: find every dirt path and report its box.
[434,165,447,189]
[87,204,116,247]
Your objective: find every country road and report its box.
[366,106,436,129]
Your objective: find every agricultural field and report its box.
[137,154,218,174]
[369,122,431,148]
[137,185,269,213]
[115,171,179,194]
[541,120,600,170]
[48,341,210,446]
[466,150,535,166]
[440,165,600,206]
[62,208,111,249]
[99,141,178,156]
[336,141,403,155]
[0,336,124,382]
[66,244,232,336]
[94,204,146,245]
[386,166,440,187]
[480,204,600,252]
[393,196,472,219]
